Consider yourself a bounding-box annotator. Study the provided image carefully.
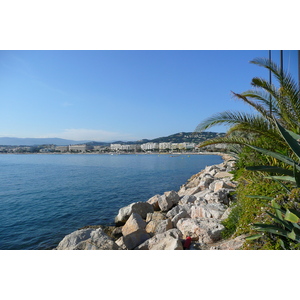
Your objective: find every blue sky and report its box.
[0,50,298,141]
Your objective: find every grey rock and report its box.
[179,195,197,205]
[164,190,180,205]
[191,203,226,219]
[115,201,154,226]
[171,210,189,227]
[176,218,224,244]
[56,228,94,250]
[136,229,183,250]
[123,229,151,250]
[122,213,146,236]
[71,228,120,250]
[147,194,161,211]
[158,195,173,212]
[146,211,166,222]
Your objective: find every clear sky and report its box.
[0,50,298,142]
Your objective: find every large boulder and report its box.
[179,195,197,205]
[164,191,180,206]
[210,235,245,250]
[158,195,173,212]
[122,229,151,250]
[213,180,236,192]
[146,211,166,222]
[198,175,215,190]
[166,205,185,219]
[146,219,173,235]
[204,188,231,205]
[179,186,202,197]
[147,194,161,211]
[176,218,224,244]
[137,229,183,250]
[191,203,226,219]
[56,228,94,250]
[74,228,120,250]
[122,213,146,236]
[115,201,154,226]
[171,210,189,227]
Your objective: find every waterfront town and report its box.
[0,141,226,154]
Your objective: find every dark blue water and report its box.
[0,154,222,250]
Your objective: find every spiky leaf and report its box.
[247,145,299,170]
[245,234,263,241]
[265,176,296,183]
[246,165,294,176]
[284,209,300,223]
[275,119,300,160]
[246,195,273,200]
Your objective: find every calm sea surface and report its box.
[0,153,222,250]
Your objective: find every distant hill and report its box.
[0,131,225,146]
[147,131,225,144]
[112,131,225,145]
[0,137,91,146]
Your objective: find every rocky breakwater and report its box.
[55,157,245,250]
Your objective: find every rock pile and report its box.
[56,158,245,250]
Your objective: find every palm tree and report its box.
[195,58,300,151]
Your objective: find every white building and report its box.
[141,142,159,152]
[159,142,172,151]
[69,144,92,152]
[110,144,122,151]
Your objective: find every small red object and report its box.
[183,236,192,249]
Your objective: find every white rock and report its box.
[191,203,226,219]
[179,195,197,205]
[146,211,166,222]
[137,229,183,250]
[115,201,154,225]
[122,229,151,250]
[176,218,224,244]
[158,195,173,212]
[164,191,180,205]
[56,228,94,250]
[58,228,120,250]
[171,210,189,227]
[147,194,160,211]
[122,213,146,236]
[155,219,173,234]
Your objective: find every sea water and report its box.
[0,153,223,250]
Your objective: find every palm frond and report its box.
[232,91,273,122]
[195,111,268,132]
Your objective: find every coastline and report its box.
[55,152,244,250]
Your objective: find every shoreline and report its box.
[0,151,228,156]
[55,153,244,250]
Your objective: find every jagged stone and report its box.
[171,210,189,227]
[122,213,146,236]
[122,229,151,250]
[56,228,94,250]
[77,228,120,250]
[158,195,173,212]
[146,211,166,222]
[147,194,161,211]
[191,203,226,219]
[136,229,183,250]
[176,218,224,244]
[115,201,154,226]
[164,191,180,205]
[210,235,245,250]
[204,188,231,205]
[179,195,197,205]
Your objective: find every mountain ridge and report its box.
[0,131,225,146]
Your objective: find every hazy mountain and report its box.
[110,131,225,145]
[0,131,225,146]
[0,137,91,146]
